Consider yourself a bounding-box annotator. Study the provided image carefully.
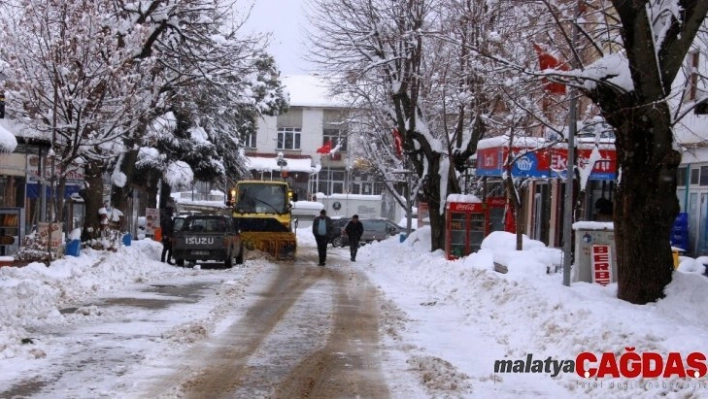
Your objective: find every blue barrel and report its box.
[399,234,407,243]
[65,240,81,257]
[122,233,132,247]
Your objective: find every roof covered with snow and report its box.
[282,75,354,108]
[447,194,482,203]
[0,122,16,153]
[246,155,317,174]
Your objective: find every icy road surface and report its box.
[0,244,392,398]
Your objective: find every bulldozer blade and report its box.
[240,232,297,261]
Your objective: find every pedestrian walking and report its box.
[312,209,333,266]
[344,214,364,261]
[160,205,175,265]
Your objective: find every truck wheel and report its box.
[225,248,234,268]
[175,258,184,267]
[236,243,244,265]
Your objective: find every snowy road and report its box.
[0,243,390,399]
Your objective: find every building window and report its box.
[691,168,699,185]
[688,51,700,101]
[244,132,257,148]
[677,167,687,186]
[700,166,708,186]
[277,127,301,150]
[317,168,346,195]
[323,129,347,152]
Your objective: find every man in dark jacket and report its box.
[344,214,364,261]
[160,206,175,265]
[312,209,333,266]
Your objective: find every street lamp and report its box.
[391,169,416,237]
[276,151,287,180]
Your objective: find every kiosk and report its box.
[446,200,489,260]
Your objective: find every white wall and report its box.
[300,108,323,157]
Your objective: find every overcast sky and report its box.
[243,0,310,75]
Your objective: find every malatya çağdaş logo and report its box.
[494,349,707,379]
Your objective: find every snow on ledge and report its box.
[447,194,482,203]
[246,156,316,174]
[573,221,613,230]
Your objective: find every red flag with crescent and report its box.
[532,43,570,95]
[392,128,403,157]
[316,140,332,154]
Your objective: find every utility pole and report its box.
[46,67,59,265]
[562,1,581,287]
[562,94,577,286]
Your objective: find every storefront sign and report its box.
[476,146,616,180]
[145,208,159,234]
[27,154,84,184]
[448,202,486,212]
[591,244,612,286]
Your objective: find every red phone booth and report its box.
[446,201,489,260]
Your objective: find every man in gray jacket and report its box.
[312,209,333,266]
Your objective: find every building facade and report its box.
[245,75,386,201]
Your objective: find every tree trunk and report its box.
[146,171,159,209]
[159,179,172,209]
[110,149,139,231]
[79,162,105,242]
[608,103,679,304]
[422,157,446,252]
[56,177,66,229]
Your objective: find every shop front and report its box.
[475,137,617,248]
[0,152,27,256]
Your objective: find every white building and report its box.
[674,34,708,255]
[244,75,386,201]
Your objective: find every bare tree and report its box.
[1,0,286,244]
[307,0,517,251]
[0,0,156,241]
[465,0,708,304]
[110,0,287,214]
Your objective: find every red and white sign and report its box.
[591,245,612,286]
[37,222,63,257]
[145,208,159,234]
[448,202,486,212]
[486,197,507,207]
[27,154,85,184]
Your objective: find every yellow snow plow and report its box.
[228,180,297,261]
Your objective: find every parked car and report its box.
[340,218,410,247]
[329,217,350,247]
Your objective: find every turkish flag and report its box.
[316,140,332,154]
[392,128,403,157]
[532,43,570,95]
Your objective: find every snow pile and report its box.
[1,222,708,397]
[358,226,708,398]
[0,241,182,358]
